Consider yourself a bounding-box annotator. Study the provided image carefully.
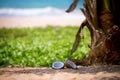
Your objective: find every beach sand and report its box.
[0,66,120,80]
[0,17,85,28]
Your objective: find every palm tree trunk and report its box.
[82,0,120,65]
[67,0,120,65]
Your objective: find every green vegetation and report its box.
[0,26,90,67]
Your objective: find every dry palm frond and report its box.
[71,20,88,54]
[66,0,79,13]
[81,0,102,33]
[69,0,102,54]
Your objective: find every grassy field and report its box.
[0,26,91,67]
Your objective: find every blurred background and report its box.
[0,0,85,28]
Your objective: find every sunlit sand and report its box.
[0,17,85,28]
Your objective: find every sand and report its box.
[0,65,120,80]
[0,17,85,28]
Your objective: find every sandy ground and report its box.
[0,65,120,80]
[0,17,85,28]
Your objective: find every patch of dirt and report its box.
[0,65,120,80]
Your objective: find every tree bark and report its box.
[82,0,120,65]
[67,0,120,65]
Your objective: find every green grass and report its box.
[0,26,91,67]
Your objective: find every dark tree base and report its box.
[83,29,120,65]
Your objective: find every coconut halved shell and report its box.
[65,59,77,69]
[52,61,64,69]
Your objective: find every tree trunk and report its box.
[67,0,120,65]
[82,0,120,65]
